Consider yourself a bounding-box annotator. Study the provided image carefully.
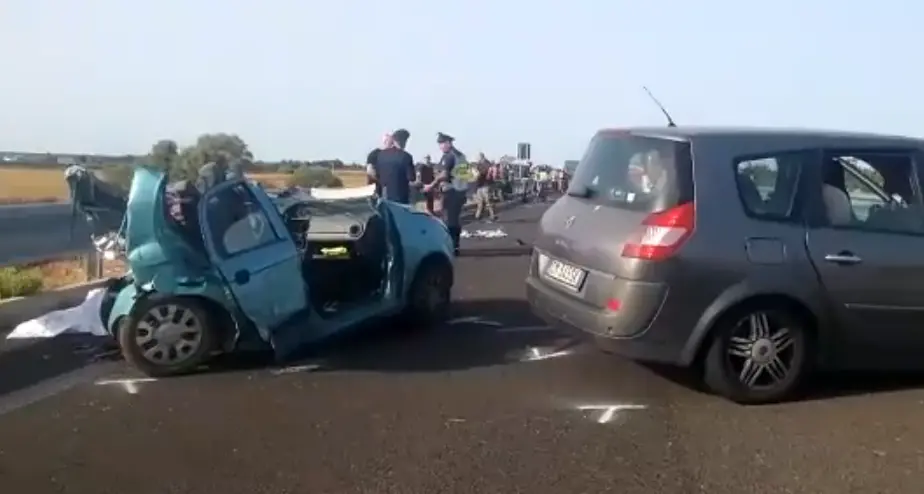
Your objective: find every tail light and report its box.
[621,202,695,261]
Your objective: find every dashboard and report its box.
[282,201,377,243]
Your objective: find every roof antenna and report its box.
[642,86,677,128]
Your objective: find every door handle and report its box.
[824,252,862,265]
[233,270,251,284]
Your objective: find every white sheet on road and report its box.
[5,288,108,339]
[461,228,507,239]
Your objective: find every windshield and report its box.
[567,132,694,212]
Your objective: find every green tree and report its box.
[149,139,179,171]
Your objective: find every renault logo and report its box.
[565,216,576,228]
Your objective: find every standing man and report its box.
[424,132,464,255]
[370,128,416,205]
[365,134,390,196]
[473,153,497,221]
[491,161,505,201]
[418,154,436,214]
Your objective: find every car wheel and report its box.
[702,306,810,404]
[403,259,452,329]
[119,295,218,377]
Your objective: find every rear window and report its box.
[567,133,693,212]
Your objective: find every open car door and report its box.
[198,180,313,358]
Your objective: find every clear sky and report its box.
[0,0,918,165]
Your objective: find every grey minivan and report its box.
[527,126,924,404]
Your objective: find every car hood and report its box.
[270,184,376,211]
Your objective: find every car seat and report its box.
[164,180,205,251]
[736,174,765,215]
[822,184,853,226]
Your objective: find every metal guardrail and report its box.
[0,248,104,282]
[0,201,103,282]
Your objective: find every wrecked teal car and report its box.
[67,165,455,376]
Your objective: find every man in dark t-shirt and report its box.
[371,129,415,204]
[365,146,382,195]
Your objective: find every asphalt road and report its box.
[3,200,924,493]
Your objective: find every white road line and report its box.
[577,404,648,424]
[447,316,503,327]
[521,346,573,361]
[497,325,553,333]
[271,363,322,375]
[95,377,157,394]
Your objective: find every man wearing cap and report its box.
[424,132,465,254]
[370,129,416,205]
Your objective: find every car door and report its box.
[199,180,311,354]
[803,148,924,366]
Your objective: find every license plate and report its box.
[544,259,586,289]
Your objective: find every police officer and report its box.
[424,132,465,255]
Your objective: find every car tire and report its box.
[119,294,219,378]
[702,305,811,404]
[402,258,452,329]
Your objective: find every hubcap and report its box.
[135,304,204,365]
[726,312,796,389]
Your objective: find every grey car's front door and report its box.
[806,228,924,363]
[805,149,924,367]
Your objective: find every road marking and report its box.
[272,363,322,375]
[95,377,157,394]
[522,346,572,361]
[448,316,503,327]
[577,403,648,424]
[497,325,553,333]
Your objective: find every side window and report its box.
[205,183,279,257]
[734,151,808,220]
[822,152,924,235]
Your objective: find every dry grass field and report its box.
[0,166,369,204]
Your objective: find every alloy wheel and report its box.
[725,312,796,389]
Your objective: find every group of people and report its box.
[363,129,575,254]
[364,130,468,254]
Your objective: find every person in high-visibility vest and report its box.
[424,132,466,255]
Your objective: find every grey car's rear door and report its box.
[804,148,924,367]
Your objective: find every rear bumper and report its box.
[526,275,686,365]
